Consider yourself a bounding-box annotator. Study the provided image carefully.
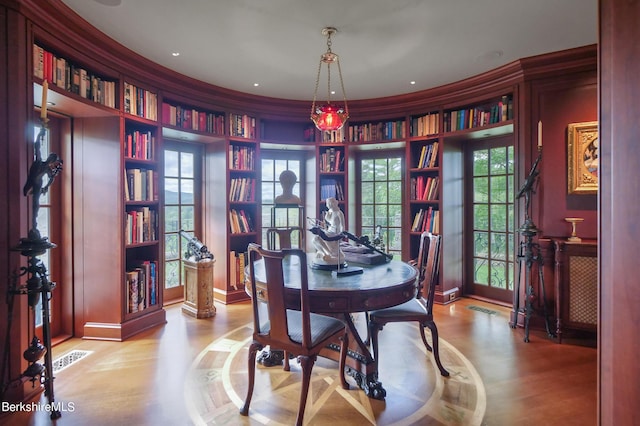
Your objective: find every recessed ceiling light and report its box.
[475,50,504,62]
[172,52,180,57]
[93,0,122,6]
[253,83,259,87]
[410,81,416,85]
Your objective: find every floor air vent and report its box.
[52,350,92,373]
[467,305,498,315]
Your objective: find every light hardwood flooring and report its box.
[2,298,597,425]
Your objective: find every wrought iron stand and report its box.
[1,119,63,418]
[512,148,553,342]
[514,219,554,342]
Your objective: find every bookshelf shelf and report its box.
[33,44,118,109]
[162,101,225,136]
[346,117,406,143]
[316,143,347,221]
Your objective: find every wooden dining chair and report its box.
[367,232,449,377]
[266,226,303,250]
[240,243,349,426]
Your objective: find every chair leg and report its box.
[425,322,450,377]
[418,325,433,353]
[296,355,317,426]
[240,341,261,415]
[283,350,290,371]
[339,331,349,390]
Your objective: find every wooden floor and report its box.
[3,297,597,425]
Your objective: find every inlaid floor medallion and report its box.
[185,319,485,425]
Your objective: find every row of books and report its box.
[125,207,157,245]
[415,142,439,168]
[320,128,346,143]
[229,113,256,139]
[412,207,440,233]
[318,147,344,172]
[124,82,158,121]
[229,145,256,170]
[320,178,345,201]
[124,129,154,160]
[228,250,247,290]
[410,112,440,137]
[126,260,158,314]
[125,168,158,202]
[443,95,513,132]
[229,177,256,202]
[229,209,255,234]
[33,44,117,108]
[347,119,405,142]
[410,176,439,201]
[162,103,225,134]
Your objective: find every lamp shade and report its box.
[311,103,348,131]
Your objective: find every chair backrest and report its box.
[415,232,442,314]
[247,243,313,350]
[266,226,304,250]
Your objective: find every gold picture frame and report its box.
[567,121,598,194]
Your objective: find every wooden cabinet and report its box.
[553,239,598,342]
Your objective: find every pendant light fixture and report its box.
[310,27,349,132]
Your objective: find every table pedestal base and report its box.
[347,367,386,399]
[257,349,285,367]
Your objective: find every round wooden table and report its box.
[250,255,418,399]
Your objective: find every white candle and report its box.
[41,80,48,119]
[537,120,542,148]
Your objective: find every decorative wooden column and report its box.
[182,258,216,319]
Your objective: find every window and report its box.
[261,153,303,247]
[465,140,515,303]
[357,153,404,258]
[164,142,201,302]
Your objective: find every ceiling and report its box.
[60,0,597,101]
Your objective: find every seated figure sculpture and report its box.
[312,197,346,265]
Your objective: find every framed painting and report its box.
[567,121,598,194]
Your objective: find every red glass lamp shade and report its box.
[311,103,348,131]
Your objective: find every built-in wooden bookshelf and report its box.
[410,112,440,137]
[443,95,513,133]
[124,82,158,121]
[162,101,225,135]
[346,117,406,142]
[407,134,441,262]
[214,137,260,303]
[123,117,163,321]
[31,38,166,340]
[32,43,117,109]
[229,113,256,139]
[404,98,515,304]
[316,143,347,221]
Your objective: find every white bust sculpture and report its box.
[274,170,301,205]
